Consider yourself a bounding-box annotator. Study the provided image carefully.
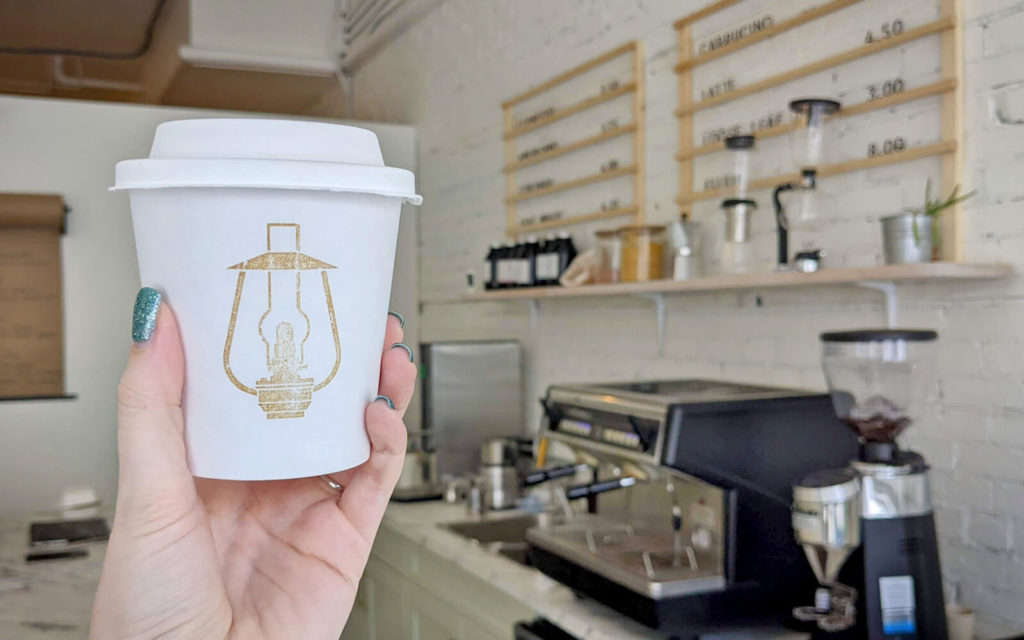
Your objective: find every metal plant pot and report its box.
[881,213,934,264]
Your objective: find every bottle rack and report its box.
[502,41,646,237]
[674,0,966,260]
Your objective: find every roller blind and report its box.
[0,193,66,399]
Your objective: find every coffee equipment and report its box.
[773,98,840,269]
[392,431,442,502]
[420,341,524,477]
[527,379,859,636]
[792,330,947,638]
[479,437,584,511]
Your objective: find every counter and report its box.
[0,504,807,640]
[0,515,105,639]
[379,500,806,640]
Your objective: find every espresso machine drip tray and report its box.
[527,514,725,599]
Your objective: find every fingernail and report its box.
[390,343,414,362]
[387,311,405,328]
[374,394,395,410]
[132,287,161,344]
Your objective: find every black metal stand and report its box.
[772,169,818,269]
[773,183,795,268]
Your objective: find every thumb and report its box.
[116,288,194,510]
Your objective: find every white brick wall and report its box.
[353,0,1024,633]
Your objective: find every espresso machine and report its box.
[527,379,859,636]
[792,330,947,639]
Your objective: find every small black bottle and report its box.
[524,236,540,287]
[505,241,524,288]
[534,234,557,286]
[495,243,512,289]
[484,243,499,290]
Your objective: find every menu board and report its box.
[502,41,645,237]
[673,0,964,261]
[0,194,66,398]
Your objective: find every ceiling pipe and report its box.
[50,56,144,92]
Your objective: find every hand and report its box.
[91,295,416,639]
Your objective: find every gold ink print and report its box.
[223,223,341,419]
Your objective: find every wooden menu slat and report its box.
[676,140,956,206]
[503,82,636,140]
[503,123,637,173]
[676,17,955,116]
[676,78,958,161]
[502,41,638,109]
[676,0,863,72]
[673,0,744,30]
[503,41,644,237]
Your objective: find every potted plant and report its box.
[881,181,975,264]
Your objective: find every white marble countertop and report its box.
[0,515,105,639]
[0,503,807,640]
[379,500,807,640]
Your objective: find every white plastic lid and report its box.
[112,119,422,205]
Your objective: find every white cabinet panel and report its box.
[461,619,506,640]
[368,558,412,640]
[408,584,461,640]
[340,573,372,640]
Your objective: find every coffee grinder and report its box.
[793,330,948,639]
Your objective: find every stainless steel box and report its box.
[421,341,524,476]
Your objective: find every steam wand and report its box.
[772,169,817,269]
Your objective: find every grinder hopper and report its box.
[820,329,938,461]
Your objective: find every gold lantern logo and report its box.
[223,223,341,419]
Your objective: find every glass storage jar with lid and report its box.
[595,228,621,283]
[619,224,666,282]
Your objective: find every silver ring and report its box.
[319,475,343,492]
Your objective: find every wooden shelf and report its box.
[464,263,1012,301]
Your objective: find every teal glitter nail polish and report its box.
[387,310,406,328]
[132,287,162,343]
[391,343,414,362]
[374,394,395,410]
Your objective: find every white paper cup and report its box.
[113,119,421,480]
[946,604,974,640]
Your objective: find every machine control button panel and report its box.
[600,428,641,449]
[558,419,593,437]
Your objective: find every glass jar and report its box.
[619,224,666,282]
[720,199,756,274]
[724,134,755,201]
[595,228,621,283]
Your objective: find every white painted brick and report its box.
[933,470,994,509]
[959,442,1024,482]
[993,481,1024,519]
[988,408,1024,447]
[968,510,1012,550]
[356,0,1024,627]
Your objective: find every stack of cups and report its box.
[113,119,422,480]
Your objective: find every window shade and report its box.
[0,193,66,399]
